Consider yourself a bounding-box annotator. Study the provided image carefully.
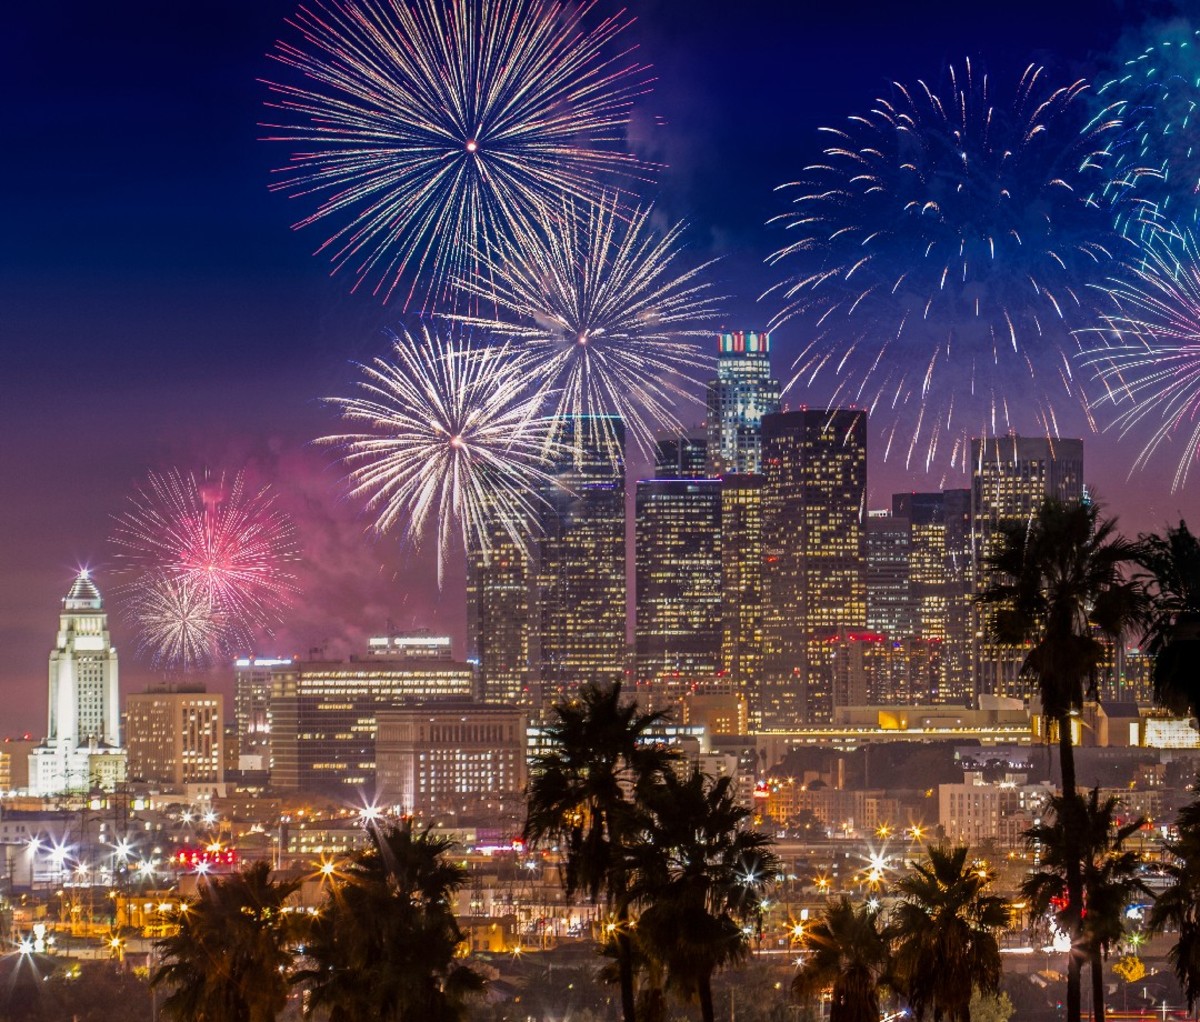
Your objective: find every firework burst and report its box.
[111,468,300,659]
[323,325,559,581]
[454,195,720,457]
[1095,28,1200,239]
[1081,225,1200,491]
[129,574,221,670]
[262,0,651,308]
[768,61,1127,473]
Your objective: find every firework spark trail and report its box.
[110,469,300,659]
[767,60,1127,473]
[1095,29,1200,241]
[1080,225,1200,491]
[262,0,652,308]
[454,195,720,457]
[130,574,221,670]
[322,325,560,583]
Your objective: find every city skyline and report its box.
[4,0,1197,735]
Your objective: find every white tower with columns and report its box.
[29,571,126,794]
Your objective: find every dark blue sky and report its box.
[0,0,1191,732]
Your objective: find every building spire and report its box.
[64,569,102,610]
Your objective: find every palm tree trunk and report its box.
[1091,948,1106,1022]
[698,965,716,1022]
[616,902,637,1022]
[1058,715,1084,1022]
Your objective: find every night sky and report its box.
[2,0,1194,734]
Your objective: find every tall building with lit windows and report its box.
[634,477,723,696]
[971,435,1084,698]
[466,522,532,706]
[760,410,868,726]
[706,331,781,476]
[29,571,126,795]
[533,416,626,702]
[720,475,765,717]
[891,489,973,704]
[865,511,913,639]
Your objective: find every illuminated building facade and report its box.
[467,523,532,706]
[30,571,126,795]
[971,435,1084,698]
[720,475,765,716]
[375,702,527,820]
[234,657,291,771]
[761,410,868,726]
[705,331,781,476]
[634,478,723,692]
[533,416,626,701]
[367,630,453,659]
[890,489,973,704]
[125,686,224,794]
[865,512,913,639]
[654,428,709,478]
[247,657,475,792]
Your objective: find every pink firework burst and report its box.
[111,468,300,656]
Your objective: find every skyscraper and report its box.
[635,477,723,698]
[720,474,765,717]
[29,571,126,794]
[760,410,868,726]
[971,435,1085,698]
[865,511,913,639]
[892,489,974,704]
[467,522,531,706]
[533,416,626,701]
[706,331,781,476]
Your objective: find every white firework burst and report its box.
[262,0,652,308]
[131,574,221,670]
[323,325,559,581]
[455,195,721,456]
[1081,225,1200,491]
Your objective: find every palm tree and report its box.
[1135,520,1200,716]
[523,680,677,1022]
[792,896,891,1022]
[890,844,1010,1022]
[1023,790,1148,1022]
[1147,778,1200,1011]
[296,818,483,1022]
[977,497,1143,1022]
[153,861,302,1022]
[632,768,780,1022]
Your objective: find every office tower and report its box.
[654,429,709,479]
[375,702,527,820]
[865,511,914,639]
[234,656,290,772]
[635,478,723,697]
[706,331,781,475]
[241,655,475,792]
[467,524,532,706]
[29,571,126,794]
[126,686,224,793]
[971,435,1085,698]
[720,475,765,716]
[941,488,973,703]
[891,490,974,704]
[761,410,868,726]
[533,416,626,701]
